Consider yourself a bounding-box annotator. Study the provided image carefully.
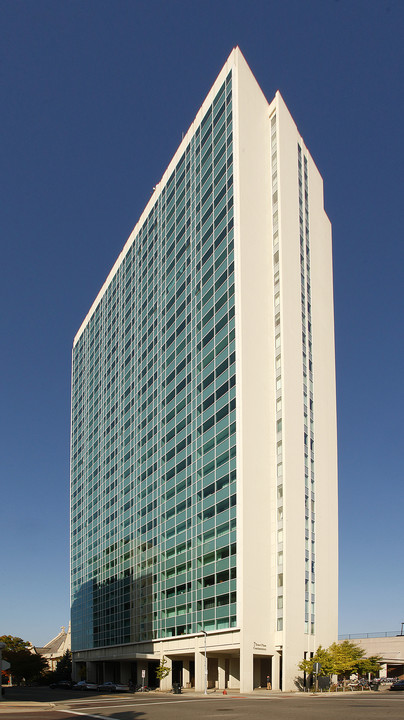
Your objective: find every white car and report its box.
[97,682,129,693]
[73,681,99,691]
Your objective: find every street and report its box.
[1,687,404,720]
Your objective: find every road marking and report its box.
[61,699,219,710]
[57,695,289,713]
[54,711,112,720]
[57,698,138,704]
[55,699,221,719]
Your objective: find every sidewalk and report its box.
[0,700,56,713]
[0,685,386,711]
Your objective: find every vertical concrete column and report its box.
[160,655,172,691]
[195,650,206,692]
[104,662,114,682]
[379,663,387,679]
[218,657,226,689]
[183,658,190,688]
[72,661,80,682]
[229,657,240,689]
[271,652,280,690]
[120,662,131,684]
[194,633,208,692]
[86,661,97,682]
[239,641,251,692]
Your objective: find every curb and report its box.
[0,702,55,710]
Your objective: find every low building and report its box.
[340,632,404,679]
[35,624,71,672]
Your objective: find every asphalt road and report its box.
[1,688,404,720]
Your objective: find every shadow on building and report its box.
[71,570,158,686]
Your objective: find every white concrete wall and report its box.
[231,50,337,693]
[308,151,338,651]
[232,48,274,693]
[275,94,308,690]
[352,636,404,664]
[272,93,338,689]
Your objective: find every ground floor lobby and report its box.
[72,628,284,692]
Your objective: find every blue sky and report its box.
[1,0,403,646]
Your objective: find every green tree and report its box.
[299,645,336,679]
[155,656,171,683]
[328,641,381,679]
[356,655,382,677]
[328,641,360,678]
[299,640,382,690]
[42,650,73,687]
[55,650,72,680]
[0,635,47,685]
[0,636,30,652]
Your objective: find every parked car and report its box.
[49,680,73,689]
[73,681,99,691]
[97,682,129,693]
[390,680,404,691]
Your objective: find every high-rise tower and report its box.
[70,48,338,692]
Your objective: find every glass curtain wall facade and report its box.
[71,72,237,651]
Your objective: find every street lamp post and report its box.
[200,631,207,695]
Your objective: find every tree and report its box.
[299,645,335,678]
[0,636,30,652]
[299,640,382,690]
[55,650,72,679]
[356,655,382,678]
[328,641,362,678]
[155,656,171,683]
[328,641,381,679]
[42,650,73,687]
[0,635,47,685]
